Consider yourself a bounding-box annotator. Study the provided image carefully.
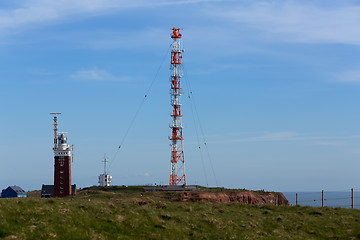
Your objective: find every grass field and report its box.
[0,186,360,239]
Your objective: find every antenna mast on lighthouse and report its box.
[169,28,186,185]
[51,113,61,149]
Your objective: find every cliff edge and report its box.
[179,191,289,206]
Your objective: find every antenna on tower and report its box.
[50,113,61,149]
[71,144,75,163]
[102,154,109,175]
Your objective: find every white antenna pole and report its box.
[102,154,108,174]
[50,113,61,149]
[71,144,75,163]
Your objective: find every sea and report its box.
[283,191,360,209]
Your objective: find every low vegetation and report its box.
[0,186,359,239]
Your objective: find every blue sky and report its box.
[0,0,359,192]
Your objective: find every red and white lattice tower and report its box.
[169,28,186,185]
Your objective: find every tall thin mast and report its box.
[169,28,186,185]
[102,154,109,175]
[50,113,61,149]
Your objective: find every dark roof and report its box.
[8,186,26,194]
[72,184,76,193]
[41,185,54,195]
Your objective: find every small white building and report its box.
[99,173,112,187]
[98,155,112,187]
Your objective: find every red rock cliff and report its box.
[179,191,289,206]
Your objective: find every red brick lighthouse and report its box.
[51,113,72,197]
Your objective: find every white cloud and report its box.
[206,132,360,145]
[204,131,305,144]
[208,2,360,45]
[337,70,360,83]
[251,131,299,141]
[81,28,169,50]
[70,68,129,81]
[315,141,347,147]
[27,68,58,76]
[0,0,358,48]
[0,0,223,34]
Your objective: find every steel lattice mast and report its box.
[169,28,186,185]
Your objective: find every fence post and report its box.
[322,190,324,207]
[351,188,354,209]
[296,193,298,206]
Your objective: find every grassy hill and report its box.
[0,186,360,239]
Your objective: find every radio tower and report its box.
[169,28,186,186]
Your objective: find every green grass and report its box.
[0,187,360,239]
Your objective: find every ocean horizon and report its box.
[283,191,360,209]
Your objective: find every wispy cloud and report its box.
[208,2,360,45]
[70,68,130,81]
[0,0,224,34]
[206,131,360,146]
[27,68,58,76]
[250,132,298,141]
[1,0,359,50]
[336,70,360,83]
[80,28,169,50]
[315,141,347,147]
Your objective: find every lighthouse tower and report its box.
[51,113,72,197]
